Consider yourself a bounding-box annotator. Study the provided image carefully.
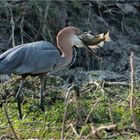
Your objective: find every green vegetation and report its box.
[0,75,140,139]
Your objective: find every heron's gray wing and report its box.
[16,48,62,74]
[0,41,64,74]
[0,41,54,60]
[15,42,67,74]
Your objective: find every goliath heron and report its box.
[0,26,109,119]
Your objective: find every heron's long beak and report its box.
[72,34,86,48]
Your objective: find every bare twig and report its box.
[61,102,69,140]
[70,123,79,137]
[3,104,19,140]
[85,98,100,124]
[20,15,24,44]
[104,81,129,87]
[64,129,73,140]
[10,7,15,47]
[130,51,140,133]
[89,124,101,139]
[64,84,74,102]
[93,81,105,94]
[89,81,129,87]
[22,30,34,42]
[35,0,52,42]
[44,1,53,42]
[79,98,100,138]
[25,21,40,40]
[85,124,117,139]
[108,97,114,124]
[97,124,117,132]
[61,85,73,140]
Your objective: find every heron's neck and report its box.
[67,47,77,67]
[60,45,73,63]
[57,34,76,63]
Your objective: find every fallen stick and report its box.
[89,81,129,87]
[129,51,140,134]
[3,104,19,140]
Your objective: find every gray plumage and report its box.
[0,41,68,75]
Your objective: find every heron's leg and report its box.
[16,77,25,119]
[39,75,46,111]
[73,84,83,125]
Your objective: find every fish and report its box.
[79,31,110,49]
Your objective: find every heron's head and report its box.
[56,26,85,55]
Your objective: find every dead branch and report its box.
[9,7,15,47]
[104,81,129,87]
[79,98,100,138]
[61,101,69,140]
[61,85,73,140]
[97,124,117,132]
[89,124,101,139]
[108,97,114,124]
[20,15,24,44]
[85,98,100,124]
[85,124,117,139]
[130,51,140,133]
[70,123,79,137]
[93,81,105,94]
[89,81,129,87]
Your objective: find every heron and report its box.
[0,26,109,119]
[0,26,85,118]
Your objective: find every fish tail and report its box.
[104,31,110,42]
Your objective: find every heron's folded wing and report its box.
[0,41,61,74]
[15,42,63,74]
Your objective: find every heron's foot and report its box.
[16,95,23,119]
[39,103,45,112]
